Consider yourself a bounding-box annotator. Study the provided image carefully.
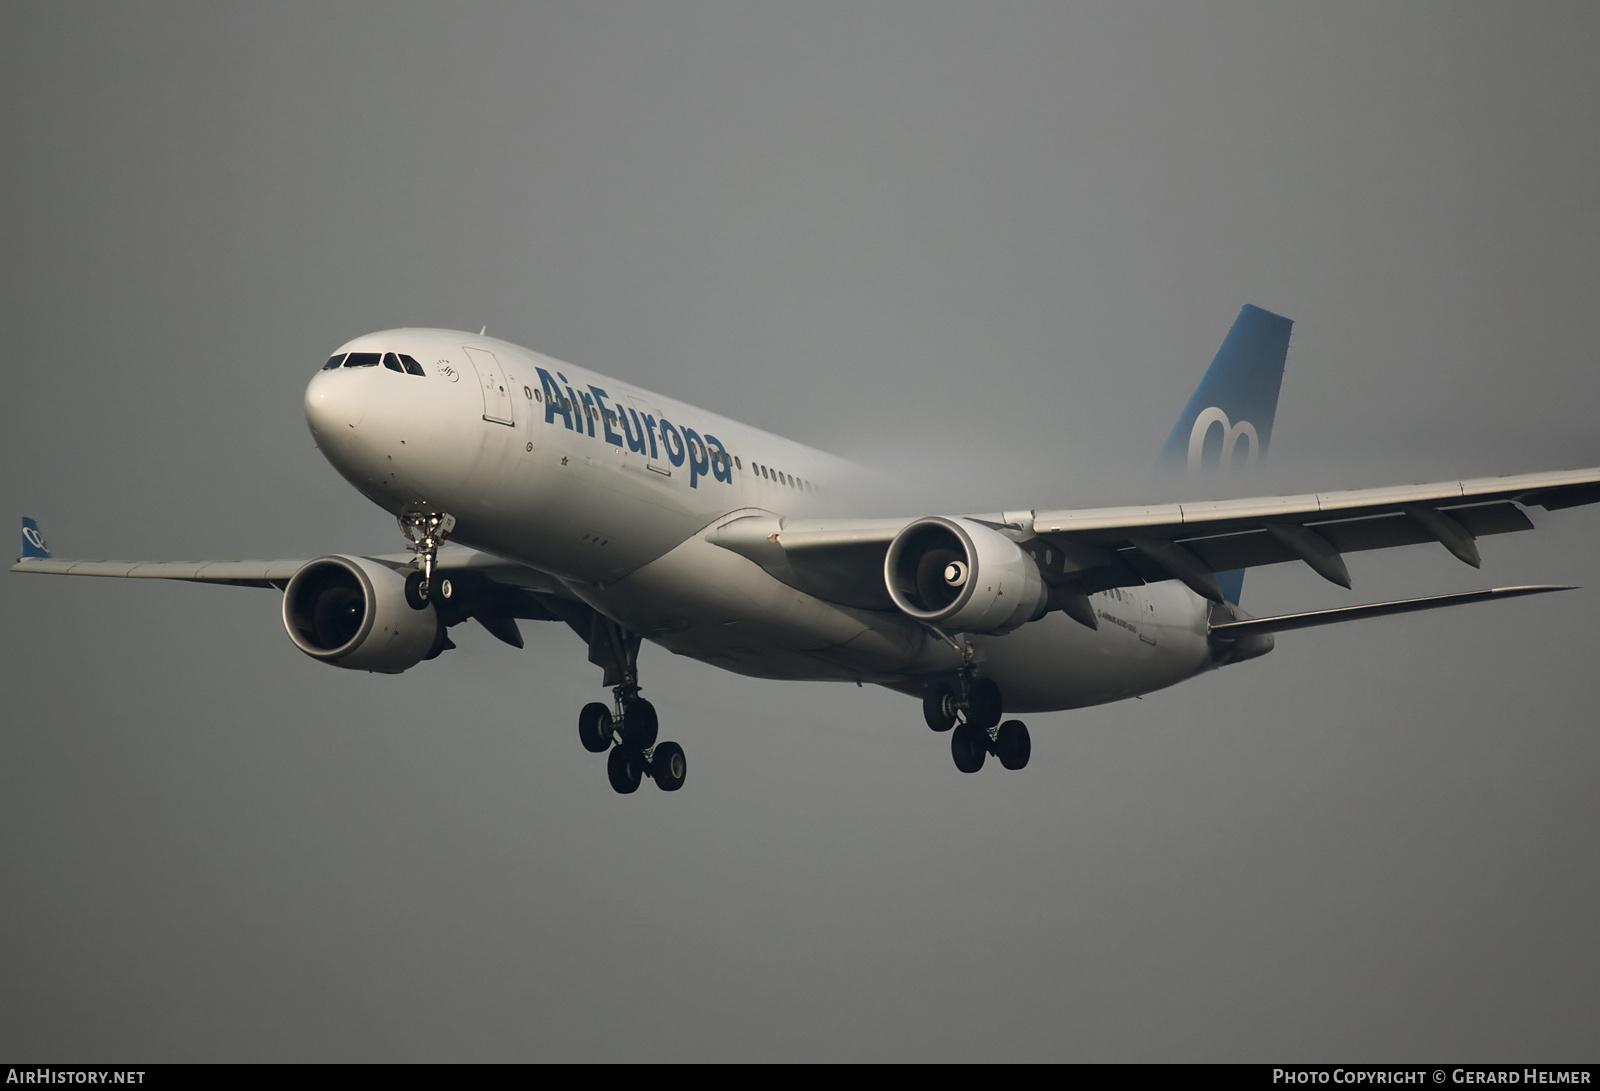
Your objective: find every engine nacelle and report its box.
[282,555,442,673]
[884,517,1048,634]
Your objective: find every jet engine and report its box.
[884,517,1048,634]
[282,555,443,673]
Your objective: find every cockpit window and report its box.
[343,352,381,368]
[382,352,405,374]
[322,354,346,370]
[399,354,426,376]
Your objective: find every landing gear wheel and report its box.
[622,698,658,751]
[578,702,614,753]
[607,745,643,794]
[996,719,1031,770]
[951,722,988,773]
[397,509,456,610]
[404,569,430,610]
[651,741,687,791]
[966,678,1003,730]
[923,682,957,732]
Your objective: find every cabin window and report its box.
[734,456,742,470]
[524,386,534,400]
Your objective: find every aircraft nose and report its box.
[304,367,364,445]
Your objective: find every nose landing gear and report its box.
[399,509,457,609]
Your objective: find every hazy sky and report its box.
[4,2,1599,1061]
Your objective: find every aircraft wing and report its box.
[709,466,1600,610]
[11,520,578,628]
[1026,465,1600,601]
[11,556,307,588]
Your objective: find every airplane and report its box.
[15,306,1600,794]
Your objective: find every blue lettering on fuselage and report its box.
[536,367,573,430]
[532,366,731,488]
[705,434,732,483]
[621,407,648,454]
[660,420,685,468]
[578,391,597,437]
[682,426,709,487]
[590,386,625,447]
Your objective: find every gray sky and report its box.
[4,1,1599,1061]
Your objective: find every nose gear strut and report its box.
[399,509,456,609]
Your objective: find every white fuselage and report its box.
[305,329,1217,713]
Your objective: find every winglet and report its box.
[20,517,50,559]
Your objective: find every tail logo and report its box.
[1187,406,1259,475]
[22,525,45,551]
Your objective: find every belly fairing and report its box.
[571,534,942,681]
[972,583,1213,712]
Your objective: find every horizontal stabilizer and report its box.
[1209,584,1576,637]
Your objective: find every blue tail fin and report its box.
[1156,305,1294,603]
[21,516,50,559]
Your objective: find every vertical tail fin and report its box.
[1156,305,1294,603]
[21,517,50,559]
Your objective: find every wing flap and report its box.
[1159,500,1536,574]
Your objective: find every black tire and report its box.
[622,698,659,751]
[923,681,957,732]
[403,569,430,610]
[652,741,687,791]
[996,719,1031,771]
[578,702,614,753]
[607,745,643,794]
[966,678,1003,730]
[951,722,987,773]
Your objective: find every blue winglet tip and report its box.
[21,517,50,559]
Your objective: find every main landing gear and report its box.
[923,674,1031,774]
[574,616,686,794]
[399,508,457,609]
[578,692,687,794]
